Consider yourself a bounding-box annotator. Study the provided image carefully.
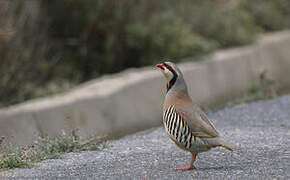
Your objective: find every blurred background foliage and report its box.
[0,0,289,107]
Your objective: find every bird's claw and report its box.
[174,165,196,171]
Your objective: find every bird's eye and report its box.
[166,65,173,71]
[162,63,173,71]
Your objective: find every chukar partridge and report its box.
[156,61,235,170]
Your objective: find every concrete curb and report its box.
[1,31,290,146]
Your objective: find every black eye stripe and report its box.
[163,63,173,71]
[162,62,178,92]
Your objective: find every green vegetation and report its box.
[0,0,290,107]
[0,131,107,169]
[241,0,290,31]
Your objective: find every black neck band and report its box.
[166,70,178,92]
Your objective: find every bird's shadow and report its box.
[196,165,242,171]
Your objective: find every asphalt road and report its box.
[1,95,290,179]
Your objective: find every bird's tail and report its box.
[220,141,235,151]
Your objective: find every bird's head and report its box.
[156,61,186,92]
[156,62,178,82]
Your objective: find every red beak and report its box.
[156,63,164,70]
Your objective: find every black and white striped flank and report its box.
[163,105,195,149]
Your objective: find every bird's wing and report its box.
[175,104,219,138]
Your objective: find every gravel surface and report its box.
[1,95,290,179]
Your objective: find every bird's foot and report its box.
[174,165,196,171]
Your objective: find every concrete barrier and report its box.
[1,31,290,146]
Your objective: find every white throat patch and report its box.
[161,67,174,82]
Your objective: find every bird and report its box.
[156,61,235,170]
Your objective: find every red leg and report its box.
[175,153,197,171]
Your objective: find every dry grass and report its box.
[0,131,107,170]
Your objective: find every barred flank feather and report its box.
[163,105,194,149]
